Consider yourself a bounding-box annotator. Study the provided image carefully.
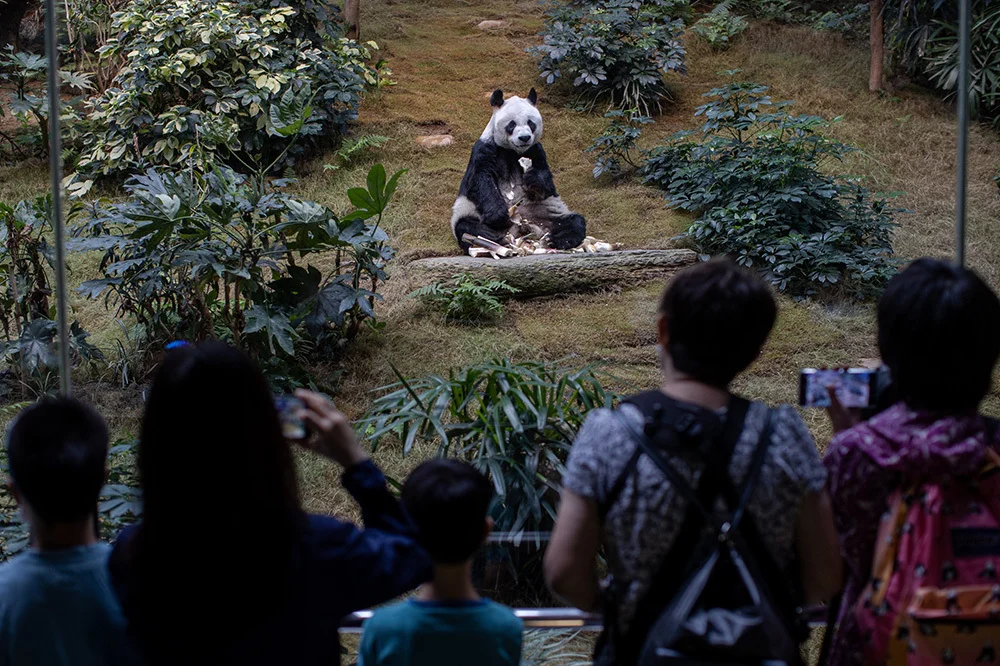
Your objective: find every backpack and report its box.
[855,447,1000,666]
[605,395,809,666]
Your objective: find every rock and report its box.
[476,19,506,30]
[415,135,453,149]
[405,249,698,299]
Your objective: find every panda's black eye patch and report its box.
[505,121,516,135]
[527,120,537,132]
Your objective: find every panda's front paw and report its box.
[482,214,512,234]
[549,215,586,250]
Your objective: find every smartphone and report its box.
[274,395,309,440]
[799,368,877,408]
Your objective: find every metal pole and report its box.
[44,0,72,396]
[956,0,971,267]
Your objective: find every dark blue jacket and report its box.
[109,460,431,665]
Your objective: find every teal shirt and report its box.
[358,599,523,666]
[0,543,135,666]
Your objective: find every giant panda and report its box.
[450,89,587,252]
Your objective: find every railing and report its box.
[339,608,603,633]
[338,606,832,633]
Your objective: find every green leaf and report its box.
[12,319,58,374]
[383,169,407,206]
[243,304,296,356]
[367,164,387,210]
[347,187,376,211]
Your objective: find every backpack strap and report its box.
[609,396,754,664]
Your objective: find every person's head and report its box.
[657,258,777,388]
[6,397,108,531]
[130,341,300,654]
[139,341,299,527]
[878,258,1000,412]
[402,459,493,565]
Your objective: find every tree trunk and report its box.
[869,0,884,93]
[344,0,360,40]
[405,249,697,299]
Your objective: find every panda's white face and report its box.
[482,90,543,154]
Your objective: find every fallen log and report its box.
[404,249,698,299]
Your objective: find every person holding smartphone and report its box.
[107,342,431,666]
[822,258,1000,666]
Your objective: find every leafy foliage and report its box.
[586,109,653,179]
[0,47,94,156]
[640,78,901,298]
[809,2,867,34]
[71,164,403,384]
[409,274,520,324]
[0,197,102,397]
[919,0,1000,124]
[737,0,797,23]
[883,0,1000,123]
[63,0,128,91]
[530,0,688,115]
[323,134,391,172]
[693,2,749,50]
[74,0,385,178]
[359,360,616,537]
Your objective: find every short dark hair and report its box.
[402,459,493,564]
[878,258,1000,411]
[7,397,108,524]
[659,258,777,387]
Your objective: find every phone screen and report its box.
[274,395,308,440]
[799,368,876,408]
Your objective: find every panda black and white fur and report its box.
[451,88,586,252]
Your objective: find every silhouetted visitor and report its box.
[358,459,522,666]
[545,258,842,665]
[0,397,136,666]
[108,342,431,666]
[824,258,1000,666]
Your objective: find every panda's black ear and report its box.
[490,90,505,108]
[527,88,538,106]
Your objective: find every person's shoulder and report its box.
[366,600,417,629]
[577,404,638,445]
[749,401,827,490]
[0,551,32,592]
[481,601,524,633]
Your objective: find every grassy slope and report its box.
[2,1,1000,514]
[291,1,1000,511]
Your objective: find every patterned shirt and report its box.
[562,397,827,637]
[823,403,999,666]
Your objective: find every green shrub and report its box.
[641,78,901,298]
[74,0,384,178]
[0,197,102,398]
[410,274,520,323]
[530,0,688,115]
[359,360,616,537]
[0,47,94,156]
[920,1,1000,124]
[738,0,797,23]
[883,0,1000,123]
[585,109,653,179]
[809,3,867,34]
[71,164,403,384]
[693,2,749,50]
